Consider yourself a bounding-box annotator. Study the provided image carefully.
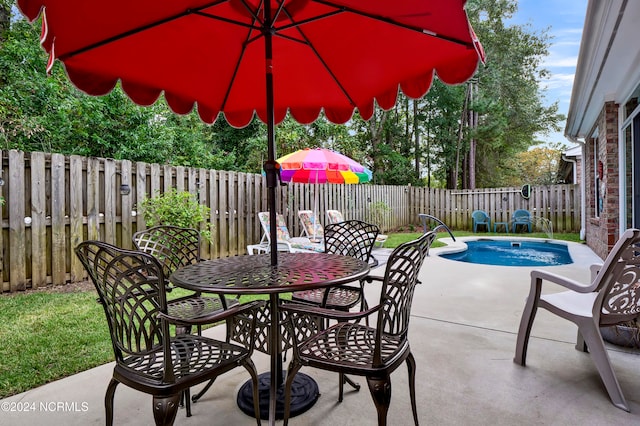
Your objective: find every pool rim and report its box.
[433,236,579,267]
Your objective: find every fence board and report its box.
[136,161,148,231]
[120,160,133,250]
[218,171,229,257]
[69,155,84,283]
[8,150,26,291]
[86,157,100,241]
[209,170,219,259]
[103,159,116,245]
[30,152,47,288]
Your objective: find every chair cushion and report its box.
[327,210,344,224]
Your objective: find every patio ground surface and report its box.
[2,238,640,425]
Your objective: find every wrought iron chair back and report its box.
[76,241,168,360]
[290,220,379,311]
[375,230,434,360]
[324,220,378,263]
[132,225,201,279]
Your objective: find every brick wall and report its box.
[584,101,620,259]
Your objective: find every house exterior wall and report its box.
[584,101,620,259]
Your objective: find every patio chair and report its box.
[132,225,240,415]
[514,228,640,412]
[291,220,379,311]
[472,210,491,233]
[253,211,324,253]
[297,210,324,242]
[326,209,388,247]
[133,226,240,332]
[74,240,262,426]
[281,231,436,425]
[511,209,532,233]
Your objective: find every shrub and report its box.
[367,201,391,233]
[140,189,213,242]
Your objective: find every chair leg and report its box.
[514,285,542,365]
[183,388,191,417]
[575,329,588,352]
[335,322,361,401]
[105,378,119,426]
[243,359,262,426]
[339,373,361,402]
[578,320,630,411]
[283,361,303,426]
[152,394,180,426]
[406,352,419,425]
[191,378,216,403]
[366,376,392,426]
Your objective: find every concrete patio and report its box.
[2,239,640,425]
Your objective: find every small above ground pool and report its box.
[440,239,573,267]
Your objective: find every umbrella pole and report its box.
[264,6,283,426]
[313,170,318,241]
[264,14,278,268]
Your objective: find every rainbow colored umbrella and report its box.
[277,148,371,240]
[277,148,372,184]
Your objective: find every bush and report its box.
[367,201,391,232]
[140,189,213,242]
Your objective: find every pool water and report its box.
[440,240,573,266]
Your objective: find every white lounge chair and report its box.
[326,209,388,247]
[297,210,324,243]
[247,212,324,254]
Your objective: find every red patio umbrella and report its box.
[16,2,484,421]
[17,0,484,265]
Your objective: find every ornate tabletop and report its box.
[170,252,370,294]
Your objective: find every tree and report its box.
[513,144,567,186]
[465,0,565,188]
[1,2,566,189]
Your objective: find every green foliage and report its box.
[140,189,213,242]
[367,201,392,232]
[512,144,567,186]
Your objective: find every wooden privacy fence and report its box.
[0,150,580,293]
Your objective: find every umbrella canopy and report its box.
[17,0,485,263]
[18,1,484,127]
[278,148,372,184]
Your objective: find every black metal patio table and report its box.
[170,252,370,425]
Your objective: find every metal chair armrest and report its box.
[159,300,265,326]
[280,301,380,321]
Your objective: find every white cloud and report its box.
[543,56,579,68]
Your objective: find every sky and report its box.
[506,0,588,148]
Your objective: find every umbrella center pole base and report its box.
[236,372,320,420]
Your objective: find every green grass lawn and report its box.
[0,230,581,399]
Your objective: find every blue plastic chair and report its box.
[511,209,532,233]
[472,210,491,233]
